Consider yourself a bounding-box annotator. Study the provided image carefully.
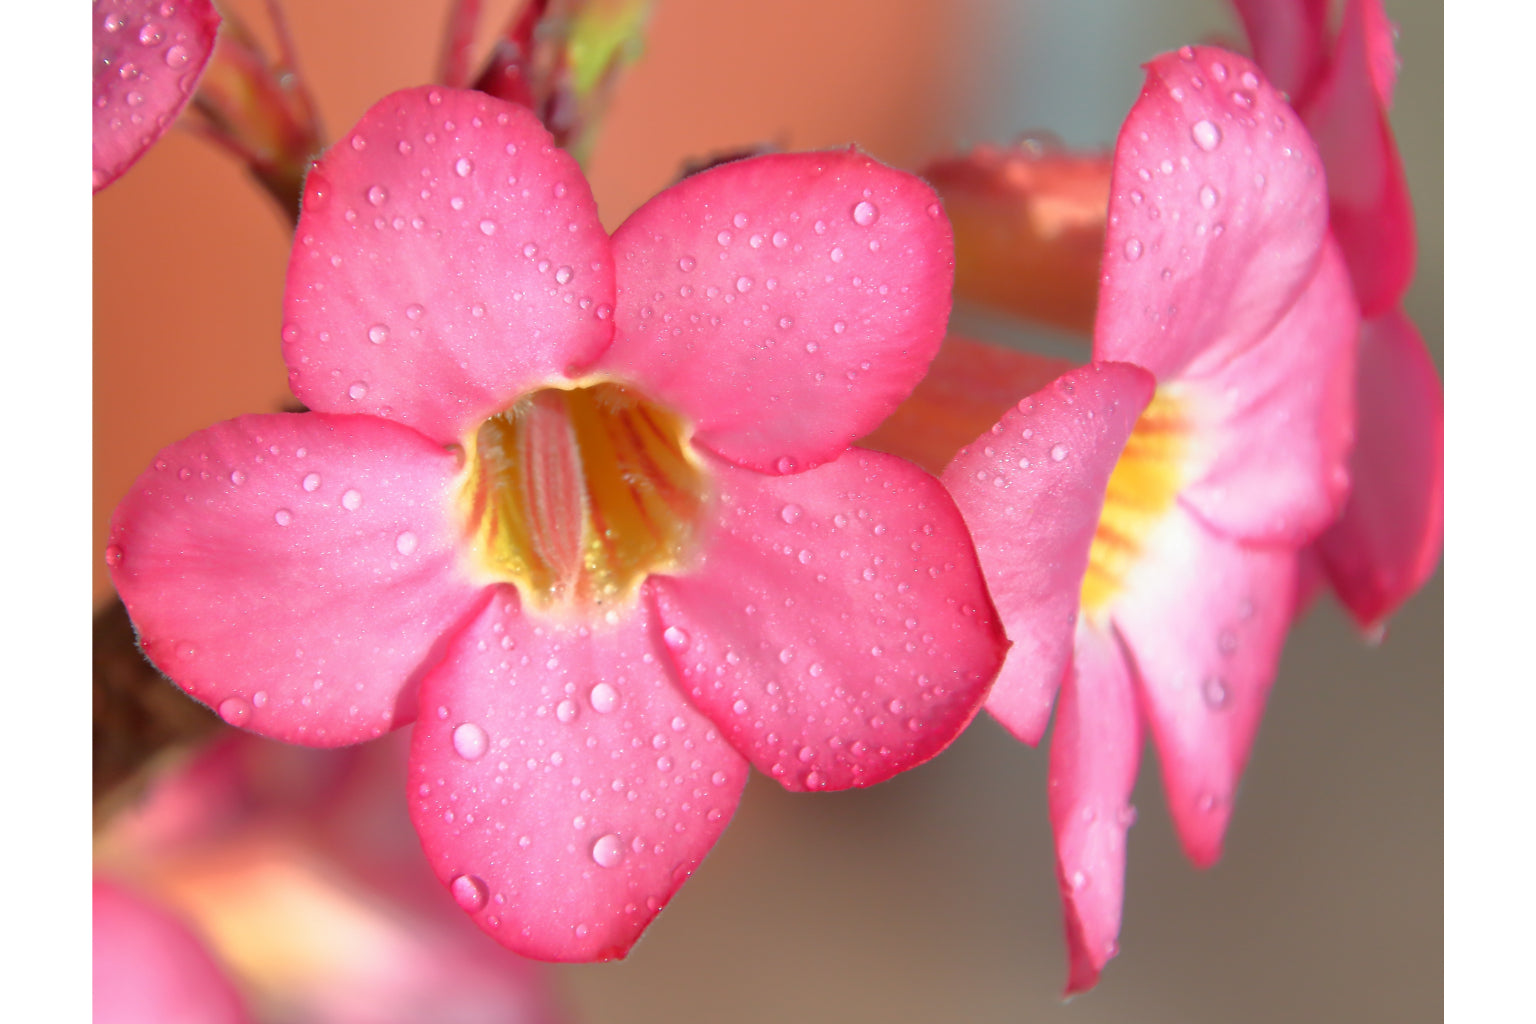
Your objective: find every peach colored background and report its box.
[94,1,1443,1020]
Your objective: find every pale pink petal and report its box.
[1300,1,1415,316]
[1049,623,1141,996]
[108,413,486,746]
[648,450,1004,791]
[1315,309,1443,631]
[599,152,954,473]
[942,363,1155,746]
[93,878,251,1024]
[1175,239,1358,545]
[408,591,748,961]
[1351,0,1402,108]
[1229,0,1329,103]
[93,0,221,192]
[1094,46,1329,380]
[285,86,616,446]
[1110,505,1297,868]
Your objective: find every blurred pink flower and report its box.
[109,86,1004,961]
[1233,0,1443,630]
[92,0,220,191]
[943,46,1357,992]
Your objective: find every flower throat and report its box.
[461,383,708,614]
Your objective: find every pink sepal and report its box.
[408,590,749,961]
[600,151,954,474]
[943,363,1156,746]
[108,413,486,746]
[649,451,1005,791]
[93,878,251,1024]
[1095,46,1328,381]
[284,87,616,445]
[1315,310,1442,631]
[1111,505,1297,868]
[92,0,221,192]
[1176,238,1358,545]
[1049,624,1141,996]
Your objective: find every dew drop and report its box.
[775,456,797,475]
[1199,184,1219,209]
[1123,237,1143,261]
[779,503,803,524]
[454,157,474,177]
[348,381,368,400]
[590,682,619,713]
[368,323,389,344]
[662,626,690,652]
[1051,443,1069,461]
[229,469,246,485]
[274,508,293,526]
[451,874,488,912]
[395,531,418,555]
[218,697,252,726]
[341,489,362,510]
[301,472,321,492]
[105,545,124,567]
[479,219,496,236]
[555,265,574,285]
[592,834,624,868]
[852,200,879,226]
[452,722,489,760]
[138,23,163,46]
[771,230,790,248]
[405,304,424,321]
[1191,119,1222,151]
[1202,676,1231,709]
[556,699,579,724]
[735,275,753,293]
[164,44,189,68]
[829,246,845,263]
[366,185,387,207]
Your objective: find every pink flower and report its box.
[108,86,1006,961]
[93,0,221,192]
[942,46,1358,992]
[94,877,252,1024]
[1233,0,1443,630]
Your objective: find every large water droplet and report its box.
[779,503,803,525]
[589,682,619,713]
[452,722,488,760]
[366,185,387,207]
[450,874,488,912]
[454,157,474,177]
[395,531,418,555]
[662,626,690,652]
[1191,119,1222,151]
[852,200,879,226]
[591,833,624,868]
[1199,184,1219,209]
[274,508,294,526]
[1123,238,1143,261]
[301,472,321,492]
[348,381,368,400]
[218,697,252,726]
[556,699,579,724]
[341,489,362,511]
[1051,443,1069,461]
[368,323,389,344]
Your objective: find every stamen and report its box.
[460,383,709,615]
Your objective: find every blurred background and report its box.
[93,0,1443,1020]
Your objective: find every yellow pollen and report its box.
[1080,388,1187,619]
[459,382,709,615]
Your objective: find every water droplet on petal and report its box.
[589,682,619,713]
[1123,238,1143,261]
[556,699,579,723]
[218,697,252,726]
[366,185,387,206]
[301,473,321,492]
[779,504,803,525]
[592,833,624,868]
[395,531,418,555]
[274,509,293,526]
[450,875,488,912]
[1202,676,1231,709]
[479,219,496,236]
[1199,184,1219,209]
[454,157,474,177]
[852,200,879,226]
[229,469,246,485]
[164,44,190,68]
[661,626,690,652]
[453,722,489,760]
[1191,119,1222,151]
[1051,443,1069,461]
[348,381,368,400]
[341,489,362,511]
[368,323,389,344]
[105,545,124,567]
[555,265,573,285]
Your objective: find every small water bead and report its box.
[1199,184,1219,210]
[452,722,489,760]
[556,699,579,724]
[395,531,418,555]
[450,875,488,912]
[229,469,247,485]
[479,219,497,236]
[662,626,690,652]
[164,44,190,68]
[105,545,124,567]
[1123,238,1143,261]
[274,509,294,526]
[1050,443,1069,461]
[366,185,387,206]
[348,382,368,400]
[829,246,845,263]
[780,504,803,524]
[592,834,625,868]
[1201,676,1231,709]
[138,23,164,45]
[454,157,474,177]
[218,697,252,727]
[368,323,389,344]
[1191,119,1222,151]
[772,230,790,248]
[832,320,847,334]
[301,472,321,492]
[341,489,362,510]
[589,682,619,713]
[851,200,879,226]
[735,276,753,293]
[716,231,732,246]
[554,265,574,285]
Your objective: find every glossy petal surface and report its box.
[861,335,1075,477]
[1049,624,1140,997]
[1315,310,1443,630]
[94,878,251,1024]
[409,593,748,961]
[944,363,1155,746]
[1301,0,1415,316]
[109,413,486,746]
[1229,0,1328,103]
[1176,240,1357,545]
[285,87,616,445]
[600,151,953,473]
[649,451,1005,790]
[1111,506,1296,868]
[93,0,221,191]
[1095,46,1328,380]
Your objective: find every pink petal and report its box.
[1351,0,1402,108]
[408,591,749,961]
[599,151,954,474]
[1300,0,1415,316]
[648,450,1005,791]
[93,878,251,1024]
[1048,623,1141,996]
[108,413,487,746]
[92,0,221,192]
[1110,505,1297,868]
[1094,46,1329,380]
[1315,309,1443,631]
[284,86,616,446]
[1229,0,1329,103]
[1175,238,1358,545]
[942,363,1156,746]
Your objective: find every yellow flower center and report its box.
[1080,388,1187,620]
[459,382,710,615]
